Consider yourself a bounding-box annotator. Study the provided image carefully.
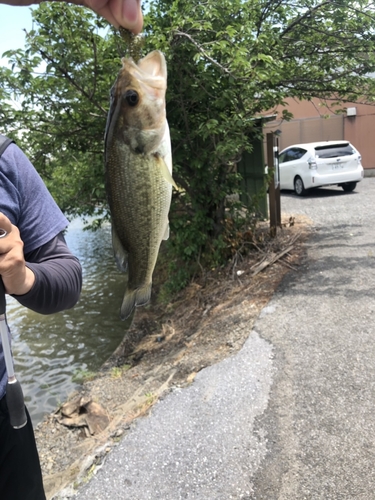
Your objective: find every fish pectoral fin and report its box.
[112,225,128,272]
[163,223,170,241]
[120,283,152,321]
[157,155,178,190]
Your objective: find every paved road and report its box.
[73,179,375,500]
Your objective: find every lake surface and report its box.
[7,218,128,425]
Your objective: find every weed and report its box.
[72,369,97,384]
[111,364,131,379]
[145,392,157,405]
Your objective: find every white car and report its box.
[278,141,364,196]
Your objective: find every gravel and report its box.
[73,179,375,500]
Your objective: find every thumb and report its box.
[112,0,143,33]
[0,213,13,237]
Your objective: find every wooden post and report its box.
[267,133,277,237]
[267,133,281,237]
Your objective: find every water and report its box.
[7,219,127,425]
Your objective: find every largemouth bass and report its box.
[105,50,174,320]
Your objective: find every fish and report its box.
[104,50,175,320]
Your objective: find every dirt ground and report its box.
[34,214,312,500]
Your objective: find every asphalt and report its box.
[73,178,375,500]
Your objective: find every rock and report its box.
[57,395,110,435]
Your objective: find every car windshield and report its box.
[314,143,355,158]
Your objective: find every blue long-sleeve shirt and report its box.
[0,142,82,399]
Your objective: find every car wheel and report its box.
[341,182,357,192]
[294,176,306,196]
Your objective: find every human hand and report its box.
[0,213,35,296]
[0,0,143,32]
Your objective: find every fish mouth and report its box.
[122,51,167,92]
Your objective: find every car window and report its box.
[279,147,307,163]
[314,143,355,158]
[279,149,289,163]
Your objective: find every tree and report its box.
[0,6,117,218]
[1,0,375,284]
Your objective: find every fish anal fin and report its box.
[112,225,128,272]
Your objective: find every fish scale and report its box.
[106,146,170,284]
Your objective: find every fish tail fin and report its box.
[135,283,152,307]
[120,283,152,320]
[120,289,137,320]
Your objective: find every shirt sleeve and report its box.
[11,233,82,315]
[0,143,68,254]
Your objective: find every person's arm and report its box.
[13,232,82,315]
[0,0,143,32]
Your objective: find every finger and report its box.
[0,224,19,255]
[83,0,142,31]
[108,0,143,33]
[91,4,118,26]
[0,213,13,235]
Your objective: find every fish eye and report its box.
[124,90,139,107]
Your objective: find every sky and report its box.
[0,5,111,67]
[0,5,34,65]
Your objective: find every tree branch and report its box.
[281,0,334,38]
[36,47,107,116]
[173,30,233,76]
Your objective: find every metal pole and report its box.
[274,137,281,226]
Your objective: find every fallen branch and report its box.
[278,259,298,271]
[251,244,295,276]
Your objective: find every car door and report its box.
[279,147,307,189]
